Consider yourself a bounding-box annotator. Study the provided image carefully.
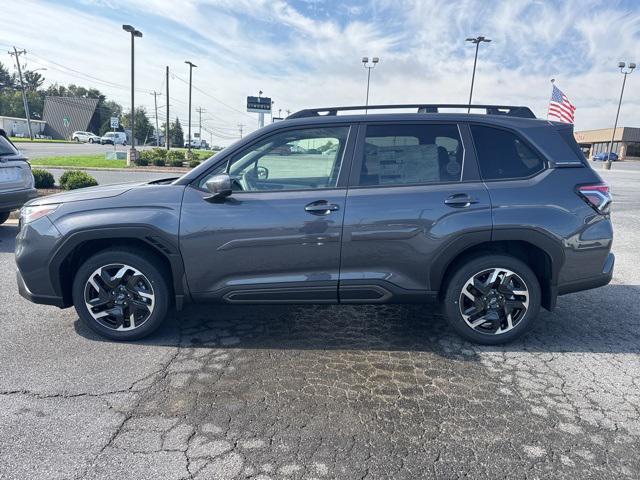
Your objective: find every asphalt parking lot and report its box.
[0,163,639,479]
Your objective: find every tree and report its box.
[172,118,184,147]
[122,107,153,145]
[0,62,12,89]
[23,70,45,91]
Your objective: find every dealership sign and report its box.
[247,96,272,113]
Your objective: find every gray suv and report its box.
[15,104,614,345]
[1,129,37,225]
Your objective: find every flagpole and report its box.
[546,78,555,120]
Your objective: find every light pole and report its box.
[465,36,491,113]
[122,25,142,165]
[605,61,635,170]
[185,60,197,152]
[362,56,379,113]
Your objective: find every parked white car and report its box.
[0,129,36,225]
[72,131,101,143]
[100,132,127,145]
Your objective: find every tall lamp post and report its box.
[122,25,142,166]
[605,61,635,170]
[185,60,197,152]
[362,56,379,113]
[465,36,491,113]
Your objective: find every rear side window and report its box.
[470,125,545,180]
[359,124,463,186]
[0,135,18,156]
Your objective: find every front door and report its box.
[180,125,354,303]
[339,122,493,301]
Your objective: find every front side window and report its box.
[470,125,545,180]
[200,126,349,192]
[359,124,463,186]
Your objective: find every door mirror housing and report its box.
[205,174,232,201]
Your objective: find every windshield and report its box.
[0,135,18,156]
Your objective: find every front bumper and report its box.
[17,268,66,307]
[558,252,615,296]
[0,188,37,212]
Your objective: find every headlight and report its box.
[20,204,59,224]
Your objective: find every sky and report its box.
[1,0,639,144]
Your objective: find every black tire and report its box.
[73,137,79,142]
[72,248,170,341]
[0,211,10,225]
[443,253,541,345]
[89,138,94,144]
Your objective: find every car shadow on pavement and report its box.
[73,283,640,356]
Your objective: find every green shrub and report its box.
[149,147,167,160]
[166,150,183,162]
[32,169,55,189]
[135,157,149,166]
[189,159,201,168]
[168,159,183,167]
[59,170,98,190]
[152,158,166,167]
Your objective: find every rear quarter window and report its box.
[470,125,545,180]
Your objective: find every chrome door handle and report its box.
[305,201,340,215]
[444,194,478,208]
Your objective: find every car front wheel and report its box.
[443,254,541,345]
[72,248,170,341]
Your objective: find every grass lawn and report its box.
[30,155,127,168]
[10,137,74,144]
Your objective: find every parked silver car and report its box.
[0,129,36,225]
[72,131,101,143]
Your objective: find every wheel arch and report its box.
[50,227,188,309]
[431,230,564,311]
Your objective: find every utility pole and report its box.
[196,107,205,140]
[286,109,291,118]
[238,123,244,138]
[165,66,170,150]
[150,91,161,147]
[184,60,197,152]
[9,47,33,141]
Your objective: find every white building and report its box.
[0,116,47,138]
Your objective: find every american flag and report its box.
[548,84,576,123]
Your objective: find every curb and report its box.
[34,165,191,174]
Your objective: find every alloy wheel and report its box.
[84,263,155,331]
[459,268,529,335]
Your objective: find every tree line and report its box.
[0,62,185,145]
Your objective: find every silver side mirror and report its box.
[205,174,232,201]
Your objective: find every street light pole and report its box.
[9,47,33,141]
[185,61,197,152]
[605,61,635,171]
[122,25,142,165]
[362,56,380,114]
[465,36,491,113]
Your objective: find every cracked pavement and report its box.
[1,165,639,479]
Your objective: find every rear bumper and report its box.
[17,268,66,307]
[0,188,37,212]
[558,252,614,296]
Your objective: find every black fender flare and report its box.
[429,227,565,295]
[48,225,188,308]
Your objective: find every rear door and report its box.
[339,122,492,301]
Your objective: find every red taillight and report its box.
[577,184,611,213]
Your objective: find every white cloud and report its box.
[1,0,638,145]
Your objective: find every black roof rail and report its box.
[287,104,536,120]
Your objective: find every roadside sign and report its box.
[63,116,70,128]
[247,96,272,113]
[110,117,119,129]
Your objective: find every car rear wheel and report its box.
[72,248,170,341]
[89,138,94,144]
[0,212,10,225]
[443,254,540,345]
